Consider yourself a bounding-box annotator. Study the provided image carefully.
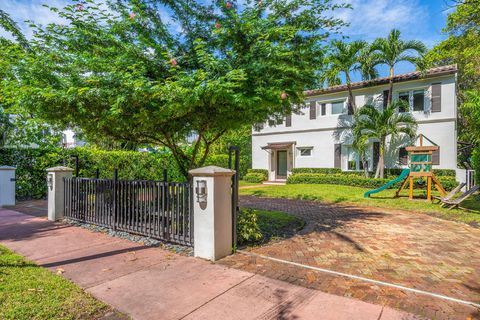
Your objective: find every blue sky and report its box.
[1,0,453,81]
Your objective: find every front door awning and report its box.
[261,142,295,150]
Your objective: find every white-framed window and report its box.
[413,90,425,111]
[316,103,327,117]
[394,89,427,112]
[297,147,313,157]
[398,91,410,112]
[331,100,345,115]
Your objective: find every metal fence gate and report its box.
[64,177,193,246]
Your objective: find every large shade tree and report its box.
[5,0,348,177]
[371,29,426,105]
[352,100,417,178]
[0,10,63,148]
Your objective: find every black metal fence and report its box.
[64,177,193,246]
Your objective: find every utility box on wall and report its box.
[0,166,16,207]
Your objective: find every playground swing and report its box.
[365,134,447,201]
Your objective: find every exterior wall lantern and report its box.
[195,180,207,203]
[47,173,54,191]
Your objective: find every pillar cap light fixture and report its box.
[195,180,208,203]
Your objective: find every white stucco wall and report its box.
[252,73,458,176]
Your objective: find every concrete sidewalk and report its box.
[0,208,420,320]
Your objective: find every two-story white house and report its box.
[252,65,458,181]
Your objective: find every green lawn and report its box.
[240,184,480,226]
[0,245,115,320]
[239,180,262,187]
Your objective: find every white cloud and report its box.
[1,0,70,39]
[336,0,435,44]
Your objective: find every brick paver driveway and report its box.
[218,196,480,320]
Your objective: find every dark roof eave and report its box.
[305,65,457,97]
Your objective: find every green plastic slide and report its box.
[364,168,410,198]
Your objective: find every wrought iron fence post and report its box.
[113,168,118,231]
[228,146,240,250]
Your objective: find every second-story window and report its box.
[331,101,345,115]
[395,89,426,112]
[413,90,425,111]
[398,92,410,112]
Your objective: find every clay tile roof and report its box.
[304,64,457,97]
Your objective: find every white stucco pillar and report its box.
[189,165,235,261]
[0,166,16,207]
[46,166,74,221]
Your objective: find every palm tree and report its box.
[321,40,368,114]
[371,29,426,105]
[352,100,417,179]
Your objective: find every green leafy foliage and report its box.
[0,147,249,200]
[237,208,262,245]
[291,167,342,174]
[5,0,348,178]
[472,146,480,183]
[425,1,480,149]
[237,209,304,245]
[247,169,268,178]
[352,100,417,178]
[243,172,265,183]
[287,173,458,191]
[370,29,426,105]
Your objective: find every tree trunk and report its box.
[346,73,355,114]
[363,159,369,178]
[379,139,385,179]
[388,67,394,105]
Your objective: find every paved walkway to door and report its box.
[0,206,416,320]
[218,196,480,320]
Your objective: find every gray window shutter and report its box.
[383,90,389,108]
[431,83,441,113]
[399,147,408,165]
[334,144,342,168]
[321,103,326,116]
[309,101,316,120]
[373,142,380,169]
[285,114,292,127]
[432,148,440,165]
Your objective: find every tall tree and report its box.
[6,0,348,178]
[321,40,368,114]
[425,0,480,152]
[371,29,426,105]
[352,100,417,178]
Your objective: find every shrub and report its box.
[247,169,268,180]
[0,147,251,200]
[472,146,480,183]
[287,173,458,191]
[291,168,342,174]
[292,167,456,178]
[243,173,265,183]
[237,208,262,245]
[204,154,251,178]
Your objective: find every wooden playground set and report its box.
[365,134,478,208]
[396,134,447,201]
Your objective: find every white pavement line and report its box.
[238,250,480,309]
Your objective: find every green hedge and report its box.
[247,169,268,180]
[243,173,265,183]
[0,147,250,200]
[292,167,456,177]
[473,146,480,183]
[291,168,342,174]
[287,173,458,191]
